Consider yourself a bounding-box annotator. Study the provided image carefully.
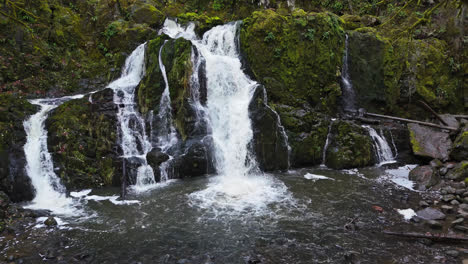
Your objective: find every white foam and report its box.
[304,173,334,181]
[384,165,417,190]
[397,208,416,220]
[70,189,92,198]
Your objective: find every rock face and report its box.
[47,88,123,189]
[249,86,289,171]
[450,128,468,162]
[408,123,452,161]
[409,165,440,191]
[325,120,374,169]
[0,94,38,202]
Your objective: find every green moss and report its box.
[241,9,345,112]
[409,129,421,153]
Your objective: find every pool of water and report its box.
[1,166,454,263]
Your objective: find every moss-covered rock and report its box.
[240,9,345,112]
[47,89,122,189]
[446,161,468,181]
[0,94,37,202]
[325,120,374,169]
[130,3,165,27]
[408,123,452,161]
[450,128,468,162]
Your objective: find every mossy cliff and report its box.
[0,94,37,201]
[46,89,122,189]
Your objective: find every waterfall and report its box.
[160,19,292,215]
[363,125,395,165]
[23,95,85,215]
[108,43,156,191]
[154,41,179,182]
[341,34,356,112]
[321,119,335,166]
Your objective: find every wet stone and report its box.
[451,218,464,226]
[463,197,468,204]
[463,191,468,197]
[454,225,468,232]
[439,167,448,176]
[441,205,454,214]
[443,186,456,194]
[416,208,446,220]
[451,199,461,206]
[419,201,429,208]
[460,204,468,211]
[456,189,465,195]
[442,194,456,202]
[44,217,57,226]
[446,250,459,258]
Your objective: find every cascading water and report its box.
[363,125,396,165]
[341,34,356,112]
[23,95,86,215]
[154,41,179,182]
[160,19,292,215]
[108,43,156,191]
[321,119,336,166]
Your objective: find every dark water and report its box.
[1,167,457,263]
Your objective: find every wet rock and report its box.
[430,159,443,168]
[451,200,461,206]
[416,207,446,220]
[409,166,439,191]
[439,167,448,176]
[425,220,443,229]
[464,191,468,197]
[446,161,468,181]
[441,205,454,214]
[146,149,169,169]
[446,250,459,258]
[456,189,465,195]
[454,225,468,232]
[450,127,468,161]
[44,216,58,226]
[451,218,464,226]
[343,251,360,264]
[442,186,456,194]
[408,123,452,161]
[460,204,468,211]
[442,194,455,202]
[419,201,429,208]
[249,86,289,171]
[130,3,164,27]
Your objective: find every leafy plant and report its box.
[102,23,118,40]
[264,32,275,42]
[304,28,315,41]
[213,0,223,11]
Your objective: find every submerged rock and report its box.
[408,123,452,161]
[44,217,58,227]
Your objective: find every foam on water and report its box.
[304,173,334,181]
[397,208,416,221]
[382,164,418,190]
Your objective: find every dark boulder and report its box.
[409,165,440,191]
[446,161,468,181]
[146,148,169,169]
[172,138,215,178]
[408,123,452,161]
[450,126,468,162]
[249,86,289,171]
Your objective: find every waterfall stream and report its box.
[363,125,396,165]
[321,119,336,166]
[341,34,356,112]
[108,43,156,192]
[161,19,292,215]
[23,95,86,215]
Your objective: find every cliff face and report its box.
[0,0,466,194]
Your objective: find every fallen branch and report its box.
[383,230,468,243]
[418,100,449,126]
[363,112,458,131]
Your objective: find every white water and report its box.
[383,164,417,190]
[154,41,179,182]
[304,173,334,182]
[341,34,356,112]
[108,43,157,192]
[321,119,336,166]
[23,95,86,216]
[161,19,293,215]
[363,125,395,165]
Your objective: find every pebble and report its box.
[463,191,468,197]
[443,186,456,194]
[451,218,464,226]
[460,204,468,211]
[446,250,459,257]
[456,189,465,195]
[463,197,468,204]
[442,194,455,202]
[419,201,429,208]
[451,199,460,206]
[446,163,457,169]
[439,167,448,176]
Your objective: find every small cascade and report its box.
[23,94,86,215]
[161,19,292,215]
[363,125,396,165]
[154,41,179,182]
[321,119,335,166]
[341,34,356,112]
[189,46,209,131]
[108,43,156,191]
